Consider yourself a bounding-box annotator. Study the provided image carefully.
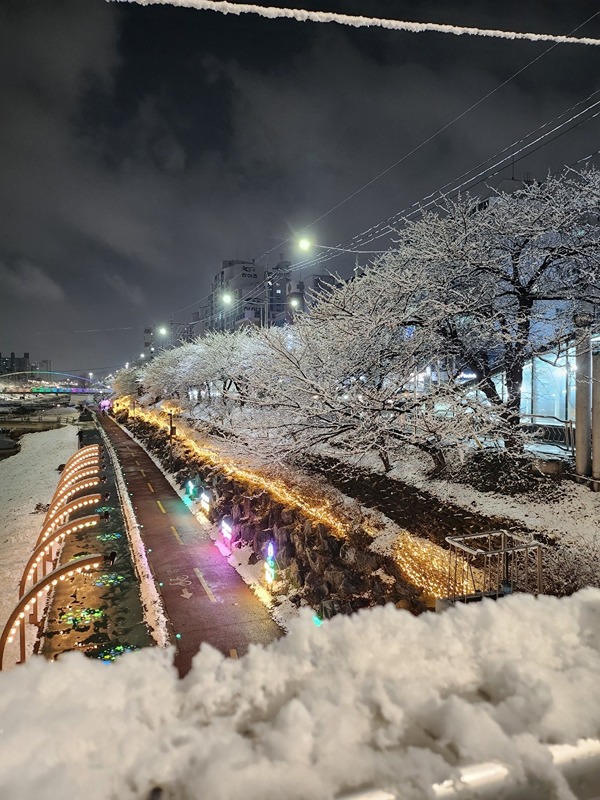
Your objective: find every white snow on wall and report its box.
[1,589,600,799]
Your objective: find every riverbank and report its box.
[0,425,78,631]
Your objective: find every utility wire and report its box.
[167,10,599,325]
[201,91,600,325]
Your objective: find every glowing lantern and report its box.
[221,518,233,541]
[200,491,211,515]
[264,540,276,586]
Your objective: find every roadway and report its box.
[99,415,282,676]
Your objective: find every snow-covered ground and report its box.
[2,420,600,799]
[0,424,77,631]
[390,451,600,545]
[1,589,600,800]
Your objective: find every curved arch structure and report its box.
[55,449,101,485]
[37,494,102,546]
[56,466,102,492]
[20,514,101,597]
[0,555,102,669]
[47,477,102,519]
[56,458,102,491]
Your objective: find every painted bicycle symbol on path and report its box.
[169,575,192,587]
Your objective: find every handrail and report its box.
[336,738,600,800]
[0,555,103,669]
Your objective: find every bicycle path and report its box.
[99,415,282,676]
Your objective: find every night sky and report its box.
[0,0,598,374]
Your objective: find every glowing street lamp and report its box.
[157,326,168,336]
[289,297,300,309]
[222,293,233,305]
[139,353,145,360]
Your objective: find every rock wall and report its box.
[117,412,427,617]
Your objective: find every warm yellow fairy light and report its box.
[116,397,484,600]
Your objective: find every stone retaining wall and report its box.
[117,412,427,617]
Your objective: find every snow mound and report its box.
[1,589,600,799]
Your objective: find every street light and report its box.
[222,293,233,305]
[157,326,168,336]
[139,353,145,360]
[289,297,300,309]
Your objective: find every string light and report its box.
[114,399,470,599]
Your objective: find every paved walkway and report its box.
[99,416,282,676]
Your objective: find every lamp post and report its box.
[168,411,175,470]
[221,292,233,332]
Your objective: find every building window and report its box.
[532,352,566,422]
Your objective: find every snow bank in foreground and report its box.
[1,590,600,800]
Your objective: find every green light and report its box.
[313,615,323,627]
[97,532,122,542]
[175,633,182,639]
[60,608,105,626]
[94,573,125,587]
[91,643,138,663]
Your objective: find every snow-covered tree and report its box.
[121,167,600,474]
[392,167,600,440]
[111,365,143,399]
[243,273,499,472]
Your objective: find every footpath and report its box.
[99,415,282,676]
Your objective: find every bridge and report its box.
[0,371,110,396]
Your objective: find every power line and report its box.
[185,95,600,330]
[295,92,600,266]
[165,9,599,326]
[115,1,600,46]
[253,10,599,263]
[171,93,600,327]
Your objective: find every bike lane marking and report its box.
[194,567,217,602]
[170,525,183,544]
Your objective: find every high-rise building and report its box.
[0,352,31,376]
[207,259,268,332]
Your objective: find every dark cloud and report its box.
[0,260,66,302]
[0,0,597,372]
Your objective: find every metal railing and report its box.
[337,738,600,800]
[520,413,575,456]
